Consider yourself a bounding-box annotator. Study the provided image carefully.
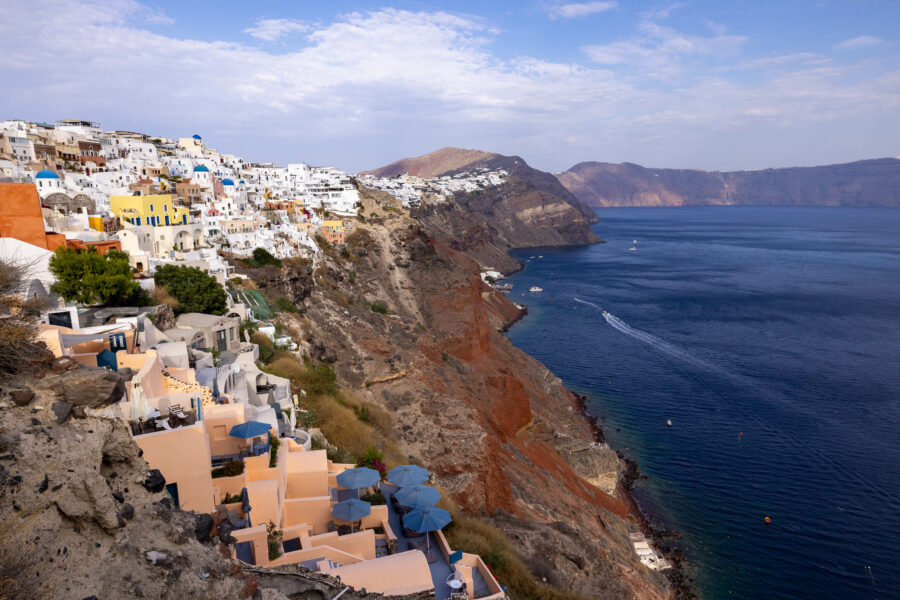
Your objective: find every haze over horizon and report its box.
[1,0,898,174]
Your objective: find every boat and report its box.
[667,419,672,427]
[602,310,609,317]
[529,286,543,293]
[629,245,637,251]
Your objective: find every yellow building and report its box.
[110,194,190,227]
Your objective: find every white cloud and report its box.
[582,21,747,82]
[0,0,897,172]
[641,3,684,20]
[244,18,310,41]
[547,1,617,20]
[835,35,885,50]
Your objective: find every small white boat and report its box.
[667,419,673,427]
[538,255,544,259]
[529,286,544,293]
[629,246,637,251]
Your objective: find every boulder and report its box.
[48,368,125,407]
[120,503,135,520]
[194,513,214,543]
[52,401,74,424]
[152,304,176,331]
[50,356,79,374]
[9,388,34,406]
[143,469,166,493]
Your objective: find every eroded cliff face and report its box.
[413,155,602,272]
[557,158,900,207]
[283,195,669,600]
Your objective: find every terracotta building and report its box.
[0,183,65,250]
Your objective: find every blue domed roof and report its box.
[221,178,235,186]
[35,169,59,179]
[192,134,202,140]
[193,165,209,172]
[239,179,246,184]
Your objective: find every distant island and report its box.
[557,158,900,207]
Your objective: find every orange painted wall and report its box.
[0,183,52,249]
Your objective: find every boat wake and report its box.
[574,298,725,374]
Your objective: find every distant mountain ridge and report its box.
[557,158,900,207]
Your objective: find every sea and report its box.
[503,207,900,600]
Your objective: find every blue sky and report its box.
[1,0,898,173]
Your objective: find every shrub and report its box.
[368,300,388,314]
[49,247,150,307]
[269,435,281,467]
[212,460,245,478]
[222,492,242,504]
[360,489,387,506]
[356,446,386,479]
[154,264,227,315]
[266,522,283,560]
[229,276,244,286]
[248,248,282,268]
[274,296,299,314]
[310,433,326,450]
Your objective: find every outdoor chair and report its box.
[446,572,466,594]
[169,403,187,419]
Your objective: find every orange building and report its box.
[0,183,65,250]
[64,239,122,255]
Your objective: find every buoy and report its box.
[764,516,771,524]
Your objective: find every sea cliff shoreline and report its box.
[499,260,698,599]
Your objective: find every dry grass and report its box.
[0,259,49,374]
[151,284,179,308]
[0,482,42,599]
[265,355,405,465]
[439,495,588,600]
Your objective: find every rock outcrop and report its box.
[557,157,900,207]
[404,152,603,272]
[359,146,499,179]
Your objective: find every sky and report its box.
[1,0,898,173]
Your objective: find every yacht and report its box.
[667,419,673,427]
[529,286,544,293]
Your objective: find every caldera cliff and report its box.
[557,157,900,207]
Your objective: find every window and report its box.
[164,204,168,212]
[229,327,234,341]
[149,204,154,212]
[212,425,226,440]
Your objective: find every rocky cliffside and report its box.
[406,152,603,272]
[0,365,453,600]
[269,193,670,600]
[557,158,900,207]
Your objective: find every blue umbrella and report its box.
[336,467,380,490]
[332,499,371,532]
[395,485,441,508]
[403,506,452,551]
[387,464,428,487]
[229,420,271,439]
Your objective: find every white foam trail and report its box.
[574,297,725,373]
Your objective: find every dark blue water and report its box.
[504,207,900,600]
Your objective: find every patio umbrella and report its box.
[403,506,451,551]
[336,467,380,491]
[229,421,271,439]
[387,464,428,487]
[395,484,441,508]
[332,499,371,533]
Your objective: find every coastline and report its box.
[500,272,698,599]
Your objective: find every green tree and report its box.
[49,247,150,306]
[153,264,227,315]
[249,247,282,268]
